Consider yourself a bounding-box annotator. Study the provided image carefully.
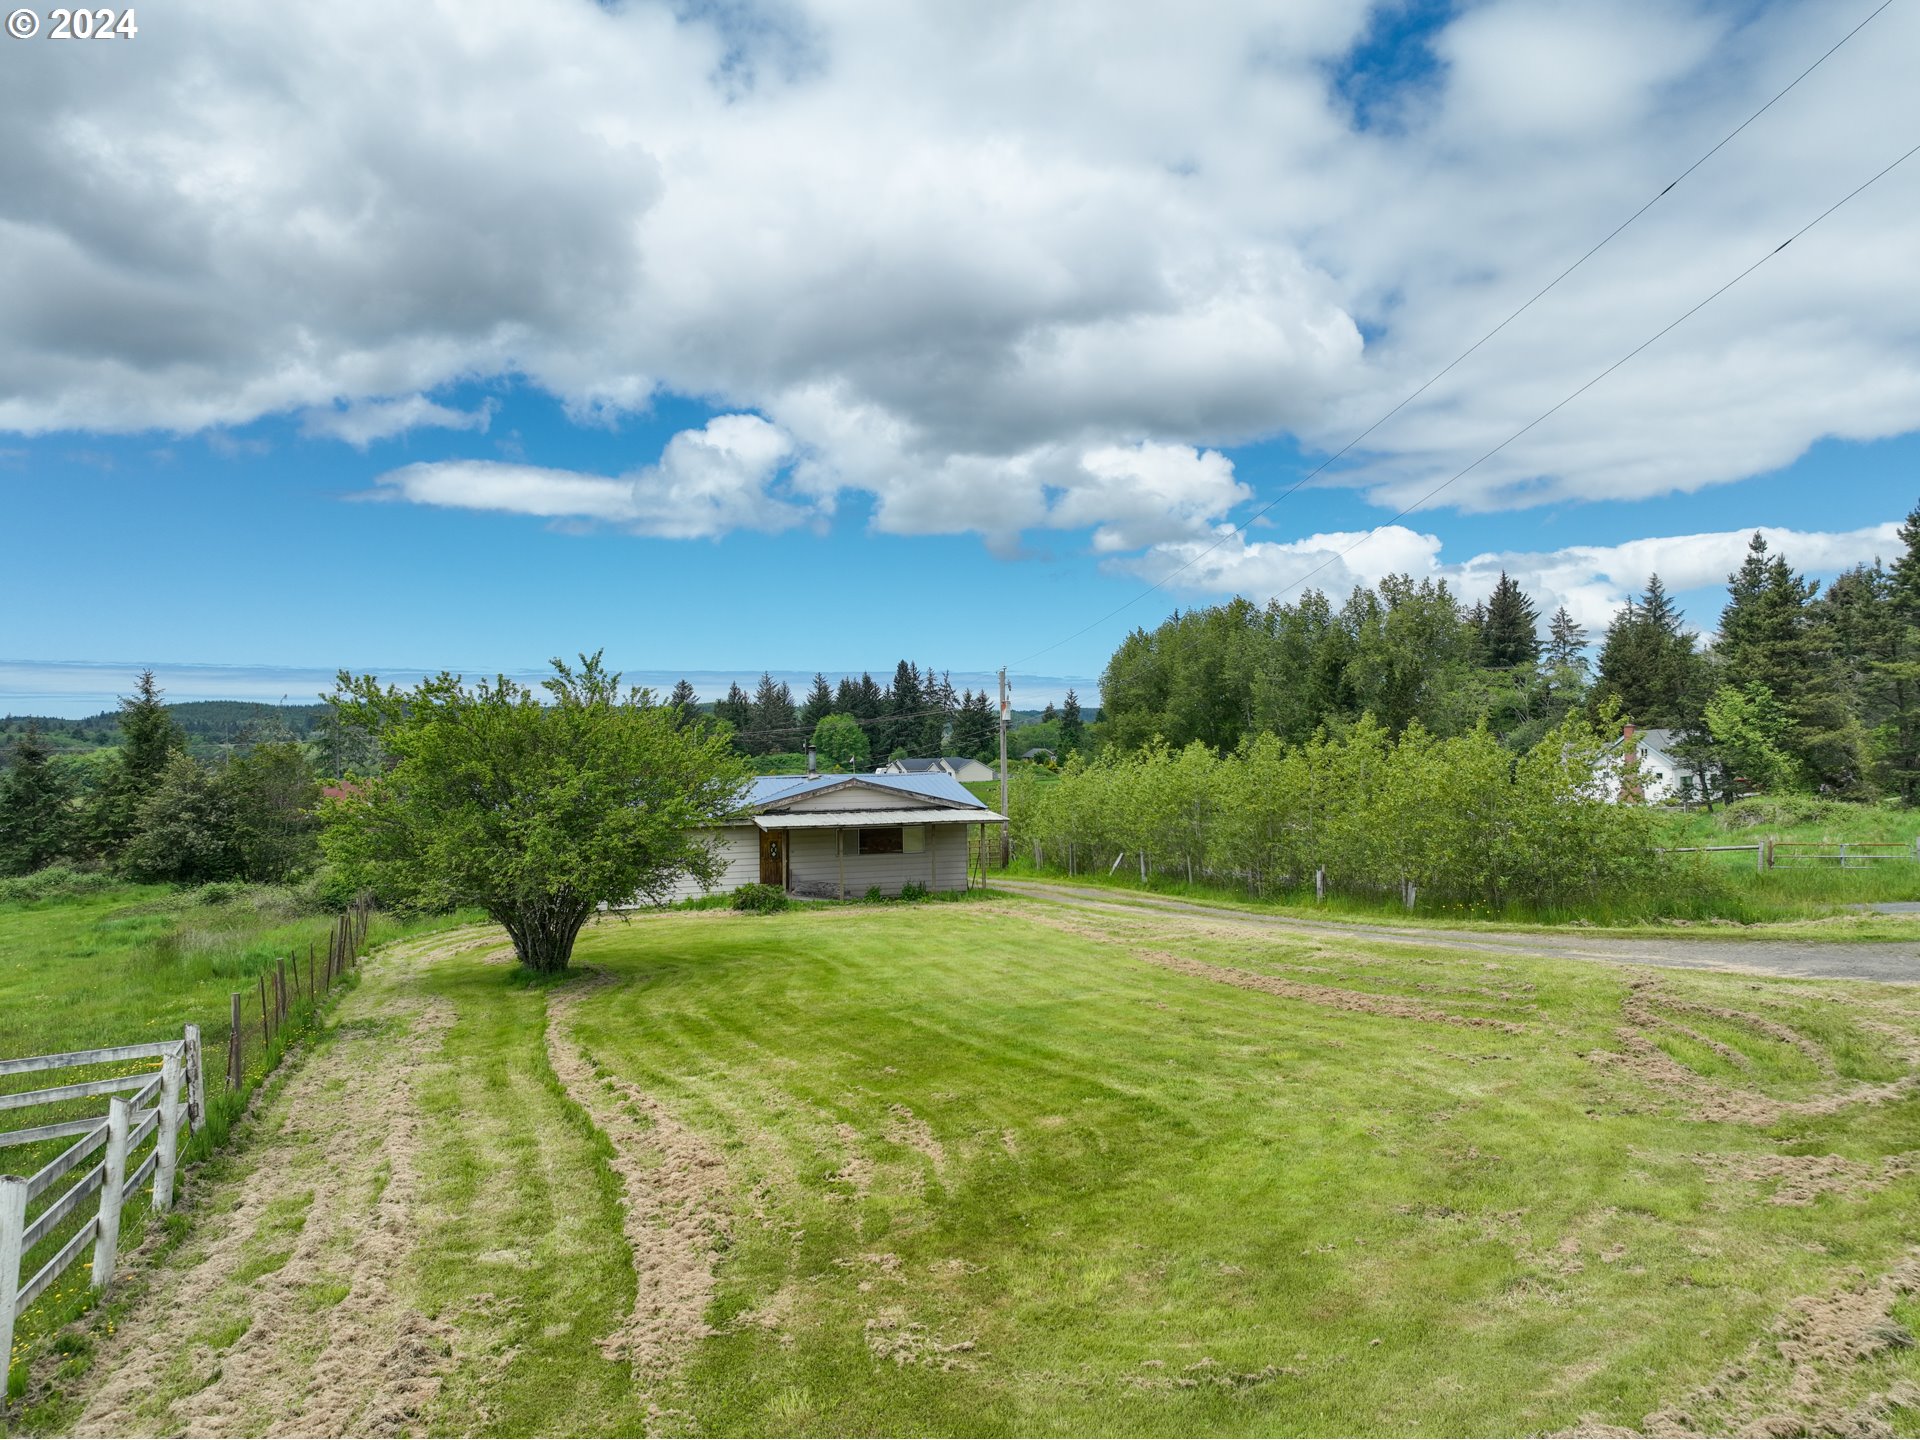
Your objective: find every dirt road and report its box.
[992,878,1920,984]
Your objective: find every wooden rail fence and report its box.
[1659,838,1920,872]
[2,900,372,1381]
[0,1029,207,1374]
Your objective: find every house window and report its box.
[857,827,904,855]
[902,825,926,854]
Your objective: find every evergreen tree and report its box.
[1871,503,1920,800]
[1717,533,1862,791]
[1481,572,1542,669]
[1545,607,1589,672]
[883,660,923,757]
[800,673,834,731]
[1593,578,1704,730]
[1060,688,1085,755]
[748,673,797,756]
[713,682,753,745]
[952,689,996,759]
[833,675,859,714]
[916,664,951,754]
[854,672,884,718]
[666,679,700,728]
[123,754,239,883]
[90,669,185,859]
[0,724,74,874]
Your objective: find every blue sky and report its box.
[5,0,1917,715]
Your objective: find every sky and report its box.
[3,0,1918,717]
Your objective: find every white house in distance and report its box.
[661,770,1006,903]
[1603,725,1690,804]
[876,755,998,784]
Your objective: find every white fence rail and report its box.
[0,1026,205,1375]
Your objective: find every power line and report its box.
[1009,0,1898,666]
[1261,137,1920,604]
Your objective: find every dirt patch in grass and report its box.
[881,1103,948,1173]
[543,974,730,1388]
[1584,1250,1920,1438]
[71,989,459,1437]
[1690,1150,1920,1207]
[1593,977,1919,1125]
[1135,948,1530,1034]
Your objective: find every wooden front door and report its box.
[759,830,784,886]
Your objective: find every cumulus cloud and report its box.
[1,0,1916,543]
[1126,522,1904,633]
[372,414,804,540]
[300,395,494,448]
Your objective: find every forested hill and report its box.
[0,700,329,759]
[1095,518,1920,802]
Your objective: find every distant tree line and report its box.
[665,660,1092,771]
[0,673,322,884]
[1095,502,1920,804]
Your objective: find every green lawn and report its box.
[0,882,465,1401]
[10,895,1920,1435]
[540,901,1920,1436]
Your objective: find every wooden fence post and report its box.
[92,1097,131,1289]
[0,1174,25,1390]
[154,1050,183,1212]
[1315,867,1327,902]
[259,974,271,1046]
[308,942,316,997]
[228,993,243,1090]
[183,1022,205,1134]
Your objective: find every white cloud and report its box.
[371,414,804,540]
[300,395,494,448]
[0,1,1916,545]
[1127,522,1904,633]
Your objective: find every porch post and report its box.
[837,828,846,900]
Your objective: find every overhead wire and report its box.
[1008,0,1899,666]
[1257,136,1920,604]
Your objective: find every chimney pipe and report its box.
[805,742,817,778]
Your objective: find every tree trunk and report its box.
[497,893,594,974]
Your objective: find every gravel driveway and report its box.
[992,879,1920,985]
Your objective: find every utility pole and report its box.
[997,667,1011,868]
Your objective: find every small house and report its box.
[659,769,1007,903]
[1604,725,1690,804]
[875,755,998,784]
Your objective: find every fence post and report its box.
[182,1022,205,1134]
[259,974,270,1046]
[1315,866,1326,902]
[229,993,243,1090]
[308,942,316,998]
[92,1097,131,1290]
[0,1174,25,1391]
[154,1051,183,1212]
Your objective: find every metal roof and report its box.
[753,808,1007,830]
[738,772,989,812]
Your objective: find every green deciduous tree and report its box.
[811,712,871,772]
[321,653,748,973]
[1703,682,1802,796]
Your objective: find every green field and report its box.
[0,880,465,1402]
[16,892,1917,1435]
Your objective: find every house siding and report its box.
[778,786,947,813]
[658,825,761,903]
[787,822,973,899]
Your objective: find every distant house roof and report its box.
[1605,727,1684,760]
[1021,747,1056,760]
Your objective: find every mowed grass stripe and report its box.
[551,903,1920,1436]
